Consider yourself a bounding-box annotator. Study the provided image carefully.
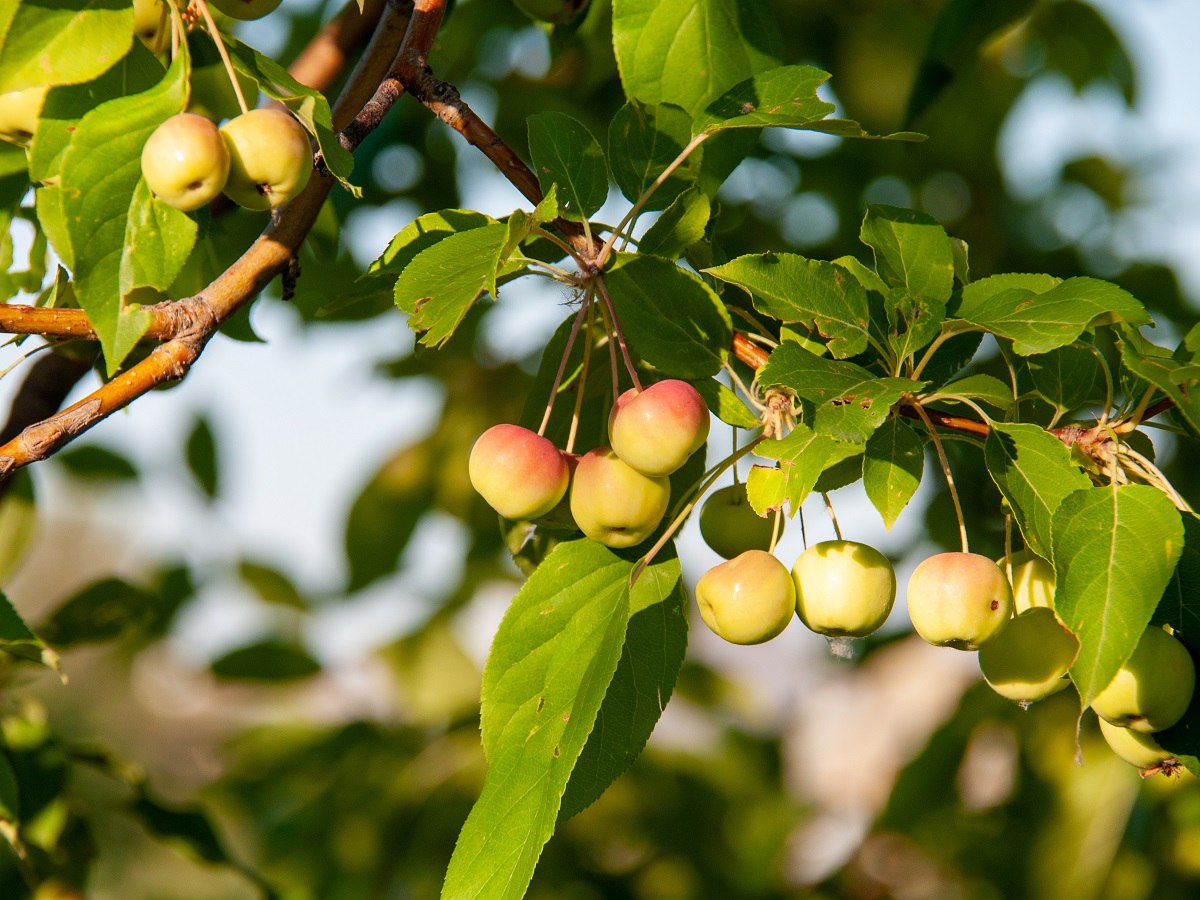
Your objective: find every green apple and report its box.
[513,0,591,25]
[978,607,1078,703]
[792,540,896,638]
[1098,717,1175,771]
[698,484,775,559]
[220,108,312,210]
[569,446,669,548]
[1000,549,1055,613]
[209,0,284,21]
[141,113,231,211]
[468,424,569,521]
[696,549,795,645]
[608,379,709,477]
[0,85,48,146]
[1090,625,1195,733]
[907,552,1013,650]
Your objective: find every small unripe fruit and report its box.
[220,108,312,210]
[907,552,1013,650]
[209,0,284,20]
[1000,549,1055,613]
[141,113,231,211]
[792,540,896,638]
[569,446,669,548]
[1090,626,1195,733]
[698,484,775,559]
[1098,718,1175,771]
[608,379,709,476]
[468,424,569,521]
[978,608,1078,703]
[696,550,795,645]
[0,85,48,146]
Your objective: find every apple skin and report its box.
[468,424,569,521]
[978,608,1078,703]
[608,379,710,477]
[698,484,775,559]
[696,550,795,645]
[1001,549,1055,613]
[220,108,312,210]
[513,0,591,25]
[1098,718,1175,770]
[569,446,669,548]
[1090,626,1195,733]
[0,85,48,146]
[209,0,284,21]
[141,113,231,212]
[906,552,1013,650]
[792,540,896,638]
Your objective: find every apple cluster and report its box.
[468,379,709,548]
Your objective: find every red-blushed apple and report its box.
[1000,548,1055,613]
[698,484,776,558]
[1098,717,1176,771]
[792,540,896,637]
[141,113,231,211]
[468,424,569,521]
[906,552,1013,650]
[1090,625,1195,733]
[220,108,312,210]
[696,550,795,645]
[0,85,48,146]
[608,379,709,476]
[978,607,1078,703]
[569,446,669,548]
[209,0,284,20]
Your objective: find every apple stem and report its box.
[594,290,621,399]
[911,401,969,553]
[197,0,251,116]
[537,289,592,438]
[595,275,642,392]
[798,506,808,551]
[1003,513,1013,585]
[821,492,843,542]
[565,298,595,454]
[731,429,740,485]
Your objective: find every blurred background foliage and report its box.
[3,0,1200,897]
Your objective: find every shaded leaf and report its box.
[56,444,138,482]
[608,100,696,211]
[754,424,862,513]
[637,188,710,259]
[692,378,760,429]
[864,418,925,529]
[527,112,607,220]
[211,641,322,682]
[185,415,219,500]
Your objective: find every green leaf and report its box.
[1153,513,1200,639]
[447,540,631,899]
[637,188,710,259]
[0,470,35,584]
[693,65,832,133]
[1051,485,1183,705]
[0,753,17,825]
[239,561,307,610]
[394,223,509,347]
[758,342,923,442]
[860,205,955,302]
[705,252,870,359]
[211,641,322,682]
[185,415,219,500]
[608,100,696,211]
[1118,329,1200,435]
[121,178,197,297]
[225,34,355,195]
[692,377,760,429]
[863,418,925,530]
[0,0,132,93]
[956,276,1150,356]
[502,187,560,260]
[39,578,159,647]
[527,112,608,221]
[1026,344,1103,411]
[832,255,888,294]
[560,550,686,820]
[56,444,138,481]
[754,423,863,512]
[955,272,1060,315]
[604,253,732,378]
[0,590,49,666]
[927,373,1013,411]
[367,209,497,278]
[746,465,785,517]
[58,52,188,373]
[984,422,1092,561]
[611,0,781,117]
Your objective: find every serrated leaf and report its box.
[1118,329,1200,435]
[863,418,924,529]
[121,179,197,297]
[706,252,870,359]
[955,273,1060,316]
[394,223,509,347]
[447,541,631,900]
[956,276,1150,356]
[693,64,833,133]
[502,186,559,260]
[367,209,497,278]
[928,373,1013,410]
[1052,485,1183,705]
[608,100,696,211]
[1026,344,1103,411]
[527,112,607,221]
[759,342,922,442]
[692,378,760,428]
[746,465,785,517]
[755,423,862,513]
[611,0,781,118]
[832,255,888,294]
[984,422,1091,560]
[0,0,133,93]
[861,206,955,302]
[604,253,731,378]
[637,188,710,259]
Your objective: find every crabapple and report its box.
[696,550,795,645]
[978,608,1078,703]
[1098,718,1175,771]
[141,113,231,211]
[792,540,896,638]
[1001,549,1055,613]
[209,0,284,20]
[220,108,312,210]
[698,484,775,559]
[569,446,669,548]
[608,379,709,476]
[906,552,1013,650]
[1090,625,1195,733]
[468,424,569,521]
[0,85,48,146]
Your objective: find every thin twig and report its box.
[593,275,642,391]
[911,399,969,553]
[196,0,250,114]
[538,289,591,437]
